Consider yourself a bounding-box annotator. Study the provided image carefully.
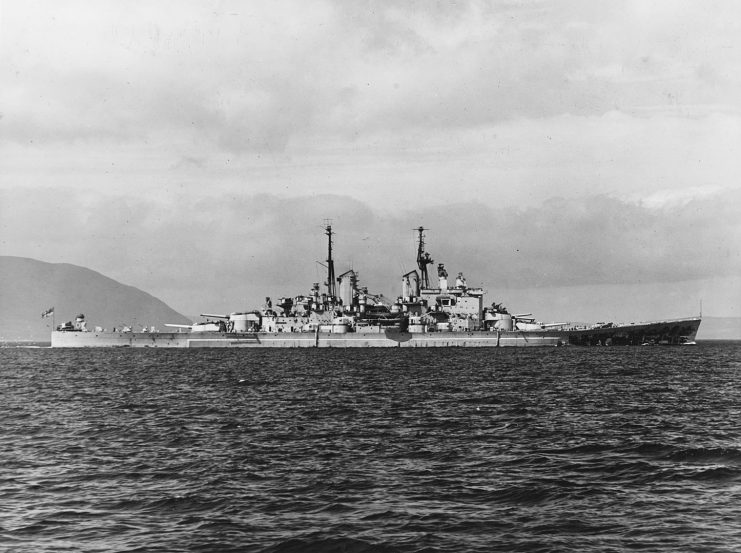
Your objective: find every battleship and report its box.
[51,226,701,348]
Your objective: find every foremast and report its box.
[324,221,336,298]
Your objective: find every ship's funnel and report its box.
[402,270,419,299]
[410,271,419,297]
[437,263,448,291]
[338,270,356,310]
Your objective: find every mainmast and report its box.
[415,226,433,289]
[324,221,337,298]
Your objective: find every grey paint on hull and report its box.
[51,317,700,348]
[51,330,564,348]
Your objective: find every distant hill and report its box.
[0,256,190,341]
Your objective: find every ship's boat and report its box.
[50,225,701,348]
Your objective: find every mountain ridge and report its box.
[0,256,190,341]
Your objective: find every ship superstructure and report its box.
[51,226,701,348]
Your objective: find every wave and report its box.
[661,446,741,463]
[260,535,396,553]
[4,346,741,553]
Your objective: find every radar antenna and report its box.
[415,226,434,289]
[324,220,337,298]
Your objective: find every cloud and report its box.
[3,0,741,153]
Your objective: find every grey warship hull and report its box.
[51,329,564,348]
[562,317,701,346]
[51,317,700,348]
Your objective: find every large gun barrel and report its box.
[200,313,229,319]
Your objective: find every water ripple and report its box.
[1,344,740,551]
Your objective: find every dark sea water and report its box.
[2,344,740,552]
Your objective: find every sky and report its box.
[1,0,740,322]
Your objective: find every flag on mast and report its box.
[41,307,54,318]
